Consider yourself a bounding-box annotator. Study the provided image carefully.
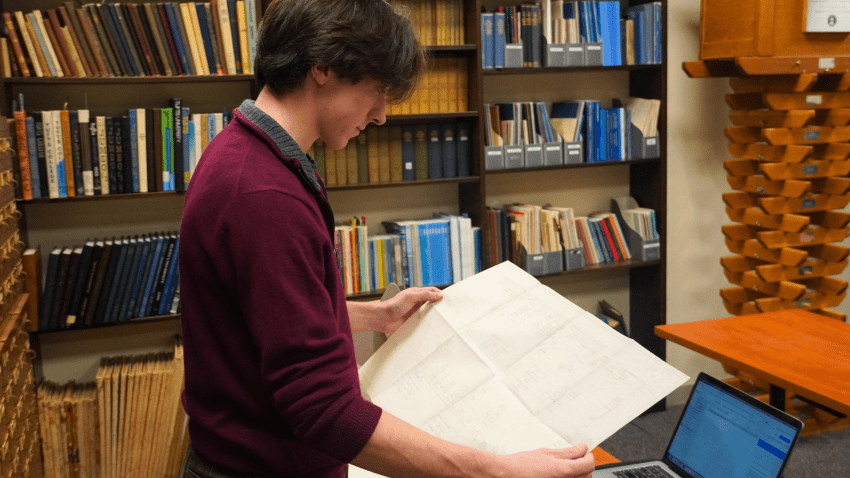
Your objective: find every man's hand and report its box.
[496,444,596,478]
[348,287,442,334]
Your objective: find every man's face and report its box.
[317,73,388,150]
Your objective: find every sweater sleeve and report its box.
[228,189,382,463]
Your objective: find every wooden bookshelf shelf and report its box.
[16,190,185,205]
[2,74,256,85]
[483,63,663,75]
[485,157,661,175]
[385,111,479,124]
[31,313,181,335]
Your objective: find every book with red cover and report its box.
[13,107,32,199]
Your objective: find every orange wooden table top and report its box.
[655,309,850,415]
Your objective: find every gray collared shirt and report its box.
[238,99,321,192]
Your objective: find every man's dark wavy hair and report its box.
[254,0,426,103]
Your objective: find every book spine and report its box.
[97,4,133,76]
[13,111,33,200]
[441,123,456,178]
[83,241,112,325]
[427,123,442,179]
[128,110,140,193]
[167,2,195,75]
[105,116,118,194]
[120,115,132,193]
[245,0,258,73]
[32,112,48,198]
[78,110,93,196]
[170,98,184,192]
[95,116,109,194]
[26,12,57,77]
[124,4,158,76]
[85,5,122,76]
[236,1,250,74]
[226,0,242,73]
[136,108,148,193]
[401,126,415,181]
[45,9,78,77]
[178,2,205,75]
[33,11,64,77]
[24,117,41,198]
[215,0,236,74]
[68,110,84,196]
[182,107,191,187]
[195,3,220,74]
[58,110,74,196]
[145,3,177,76]
[109,3,145,76]
[161,107,174,190]
[42,111,62,197]
[158,237,180,315]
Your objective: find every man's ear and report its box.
[310,63,331,86]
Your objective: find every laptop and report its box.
[593,372,804,478]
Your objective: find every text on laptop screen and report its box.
[665,380,797,478]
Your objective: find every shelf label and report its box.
[546,145,560,152]
[526,146,541,152]
[568,149,579,155]
[819,57,837,69]
[550,47,564,52]
[806,95,823,106]
[568,46,583,52]
[806,0,850,32]
[506,147,522,154]
[587,45,601,51]
[804,130,821,141]
[646,138,657,146]
[487,150,502,156]
[801,198,817,209]
[803,164,819,175]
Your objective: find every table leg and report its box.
[769,384,786,411]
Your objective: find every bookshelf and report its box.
[4,0,667,397]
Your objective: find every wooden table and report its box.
[655,310,850,433]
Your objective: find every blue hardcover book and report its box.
[187,117,195,184]
[24,117,41,198]
[111,237,142,322]
[427,124,442,179]
[226,0,243,73]
[456,123,471,177]
[493,11,506,68]
[128,109,140,192]
[194,3,217,74]
[381,221,410,288]
[91,240,122,324]
[368,240,377,290]
[608,108,623,161]
[164,3,194,75]
[401,126,415,181]
[473,227,482,273]
[150,235,177,316]
[597,2,622,66]
[652,2,662,64]
[598,107,608,162]
[441,123,457,178]
[182,107,191,187]
[123,236,152,320]
[577,2,591,43]
[207,114,216,144]
[138,235,166,317]
[159,237,180,315]
[628,6,649,64]
[481,13,494,69]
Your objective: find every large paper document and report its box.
[359,261,688,454]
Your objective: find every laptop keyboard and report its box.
[613,465,675,478]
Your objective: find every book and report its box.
[161,107,173,190]
[39,247,63,330]
[120,115,134,193]
[45,9,79,77]
[158,237,180,315]
[344,136,357,184]
[24,116,42,198]
[13,104,33,199]
[170,98,184,191]
[401,126,415,181]
[456,122,470,177]
[427,123,442,179]
[83,5,122,76]
[131,4,165,76]
[78,110,94,196]
[179,2,206,76]
[236,1,250,74]
[138,234,166,317]
[150,235,177,316]
[356,133,368,184]
[123,236,153,320]
[195,3,220,74]
[480,12,494,69]
[32,111,49,198]
[365,127,378,183]
[53,247,76,329]
[32,10,65,77]
[377,127,389,182]
[128,109,140,193]
[441,122,456,178]
[226,0,242,73]
[104,116,119,194]
[97,237,130,323]
[75,241,103,325]
[22,247,41,331]
[41,111,60,198]
[98,3,134,76]
[95,115,109,194]
[110,236,141,322]
[414,125,428,180]
[214,0,237,74]
[66,242,96,326]
[59,109,76,196]
[160,3,192,75]
[69,110,84,196]
[152,108,163,191]
[388,126,403,182]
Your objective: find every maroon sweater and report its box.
[179,101,382,477]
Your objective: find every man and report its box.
[179,1,596,477]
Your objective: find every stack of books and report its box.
[1,2,259,78]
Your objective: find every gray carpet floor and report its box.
[597,405,850,477]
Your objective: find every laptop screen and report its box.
[664,375,801,478]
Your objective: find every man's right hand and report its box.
[497,444,595,478]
